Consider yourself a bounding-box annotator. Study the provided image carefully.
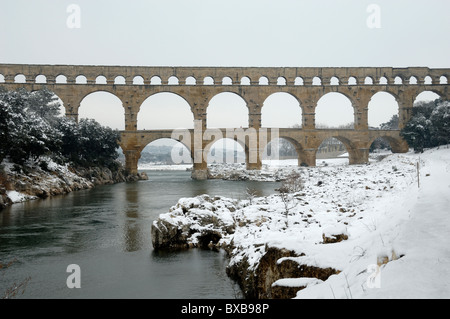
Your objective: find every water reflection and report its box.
[122,184,143,252]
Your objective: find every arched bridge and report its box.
[1,64,449,179]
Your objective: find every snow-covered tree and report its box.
[0,88,120,169]
[401,99,450,152]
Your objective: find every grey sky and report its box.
[0,0,448,132]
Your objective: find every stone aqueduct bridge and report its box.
[1,64,449,179]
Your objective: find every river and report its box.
[0,170,280,299]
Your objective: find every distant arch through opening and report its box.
[138,138,192,169]
[316,137,349,166]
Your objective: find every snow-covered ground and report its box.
[153,147,450,298]
[138,163,192,171]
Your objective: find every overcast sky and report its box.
[0,0,448,133]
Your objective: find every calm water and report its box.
[0,170,280,299]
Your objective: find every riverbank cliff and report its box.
[0,158,147,210]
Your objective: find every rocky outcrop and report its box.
[151,195,340,299]
[151,195,235,251]
[226,247,339,299]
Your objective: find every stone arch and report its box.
[55,74,67,84]
[315,92,355,129]
[78,91,125,130]
[0,73,4,83]
[133,76,145,85]
[330,76,339,85]
[222,76,233,85]
[368,91,399,129]
[348,76,357,85]
[379,76,388,85]
[368,135,408,154]
[204,76,214,85]
[394,76,403,85]
[294,77,304,85]
[277,77,287,85]
[14,74,26,83]
[240,76,251,85]
[439,76,448,84]
[414,90,443,105]
[114,76,126,85]
[206,92,248,129]
[424,76,433,85]
[263,136,305,166]
[138,92,194,130]
[261,92,302,128]
[409,76,418,85]
[364,76,374,85]
[168,76,179,85]
[259,76,269,85]
[312,76,322,85]
[35,74,47,84]
[150,76,162,85]
[76,75,87,84]
[186,76,196,85]
[96,75,107,84]
[28,88,66,117]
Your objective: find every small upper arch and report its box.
[240,76,251,85]
[168,76,179,85]
[55,74,67,84]
[75,75,87,84]
[203,76,214,85]
[133,75,145,85]
[259,76,269,85]
[114,76,126,85]
[222,76,233,85]
[35,74,47,84]
[95,75,107,84]
[277,77,287,86]
[330,76,340,85]
[185,76,196,85]
[348,76,357,85]
[14,74,26,83]
[150,76,162,85]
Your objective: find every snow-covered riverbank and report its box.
[151,147,450,299]
[0,157,145,209]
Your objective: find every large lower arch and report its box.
[368,92,399,129]
[137,92,194,130]
[368,135,409,154]
[78,91,125,130]
[28,87,66,118]
[315,92,354,129]
[207,92,248,129]
[137,138,193,169]
[261,92,302,128]
[414,90,442,106]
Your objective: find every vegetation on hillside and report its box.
[0,88,121,169]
